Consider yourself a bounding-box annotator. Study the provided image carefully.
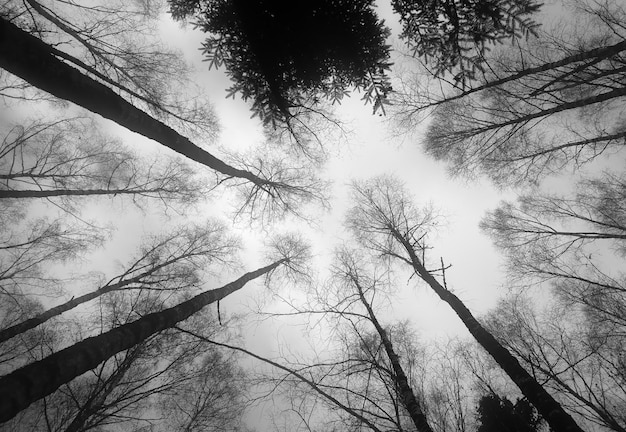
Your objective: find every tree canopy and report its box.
[169,0,392,124]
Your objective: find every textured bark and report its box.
[0,260,283,423]
[0,17,269,187]
[353,277,434,432]
[390,229,585,432]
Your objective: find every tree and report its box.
[476,394,543,432]
[168,0,392,124]
[332,249,434,432]
[240,247,436,432]
[0,16,322,216]
[346,175,584,432]
[0,117,207,210]
[0,258,285,422]
[486,295,626,432]
[6,0,218,138]
[0,232,310,422]
[4,285,248,432]
[156,344,248,432]
[0,214,104,300]
[0,221,238,345]
[480,173,626,338]
[395,0,626,185]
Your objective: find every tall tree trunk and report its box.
[0,248,203,344]
[0,189,166,199]
[0,260,283,423]
[390,229,585,432]
[352,276,434,432]
[0,17,270,188]
[450,86,626,138]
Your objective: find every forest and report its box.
[0,0,625,431]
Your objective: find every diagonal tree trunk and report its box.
[63,344,142,432]
[0,260,284,423]
[389,227,585,432]
[351,275,434,432]
[0,17,271,189]
[0,188,171,199]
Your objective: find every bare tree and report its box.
[0,16,322,216]
[3,281,248,432]
[486,294,626,432]
[481,172,626,325]
[0,256,288,423]
[0,117,209,210]
[0,232,313,423]
[394,0,626,185]
[346,175,585,432]
[0,221,238,344]
[4,0,218,138]
[332,249,434,432]
[0,213,104,300]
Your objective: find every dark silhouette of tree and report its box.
[0,259,284,423]
[0,118,208,211]
[333,249,434,432]
[240,247,436,432]
[0,215,104,301]
[0,222,238,344]
[0,233,310,423]
[392,0,540,83]
[7,0,218,138]
[3,282,248,432]
[346,175,584,432]
[0,16,323,216]
[486,295,626,432]
[476,394,543,432]
[168,0,392,124]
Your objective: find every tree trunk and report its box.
[0,188,164,199]
[0,17,269,188]
[420,40,626,110]
[353,276,434,432]
[451,86,626,138]
[391,229,585,432]
[0,260,283,423]
[1,278,143,344]
[64,345,141,432]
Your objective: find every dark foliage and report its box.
[477,394,544,432]
[393,0,541,83]
[168,0,392,124]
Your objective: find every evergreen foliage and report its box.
[169,0,392,124]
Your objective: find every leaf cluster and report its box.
[393,0,541,84]
[168,0,393,124]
